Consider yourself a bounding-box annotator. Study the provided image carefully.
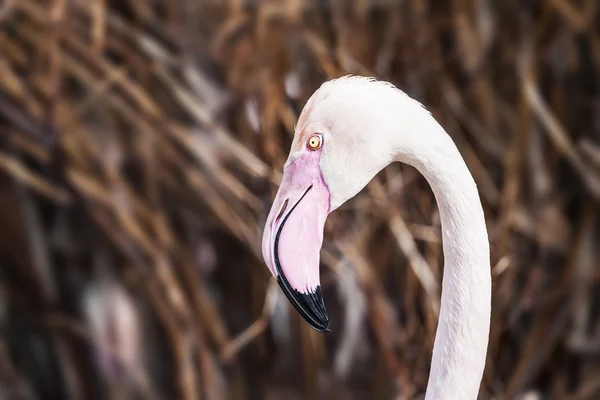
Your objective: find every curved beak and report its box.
[262,153,331,331]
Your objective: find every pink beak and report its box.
[262,150,331,331]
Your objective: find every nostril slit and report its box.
[275,198,288,222]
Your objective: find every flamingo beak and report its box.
[262,151,331,332]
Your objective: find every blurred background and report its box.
[0,0,599,399]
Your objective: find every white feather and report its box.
[296,76,491,400]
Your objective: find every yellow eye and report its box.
[307,134,322,150]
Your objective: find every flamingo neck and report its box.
[396,116,491,399]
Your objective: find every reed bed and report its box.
[0,0,599,399]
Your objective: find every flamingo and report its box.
[261,76,491,399]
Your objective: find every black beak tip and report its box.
[308,315,330,333]
[276,276,330,333]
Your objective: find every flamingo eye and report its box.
[307,134,322,151]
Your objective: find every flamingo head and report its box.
[262,77,406,331]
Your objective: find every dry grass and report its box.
[0,0,599,399]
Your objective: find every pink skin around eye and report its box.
[261,146,330,294]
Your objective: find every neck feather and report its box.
[394,109,491,399]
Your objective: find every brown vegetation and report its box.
[0,0,599,399]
